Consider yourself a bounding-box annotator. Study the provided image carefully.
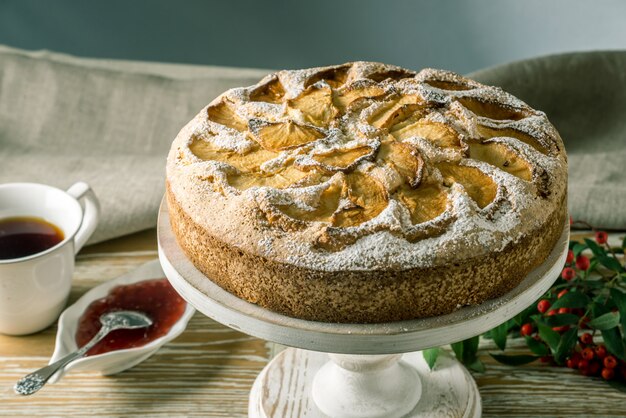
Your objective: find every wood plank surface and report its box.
[1,228,625,417]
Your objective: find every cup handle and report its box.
[66,182,100,254]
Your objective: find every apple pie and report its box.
[166,62,567,323]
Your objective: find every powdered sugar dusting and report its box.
[167,62,567,271]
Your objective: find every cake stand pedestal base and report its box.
[249,348,480,418]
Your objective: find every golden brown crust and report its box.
[166,62,568,323]
[167,183,567,323]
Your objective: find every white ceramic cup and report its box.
[0,182,100,335]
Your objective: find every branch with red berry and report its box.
[424,220,626,391]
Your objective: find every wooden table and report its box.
[1,230,625,417]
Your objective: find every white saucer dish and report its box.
[48,259,195,383]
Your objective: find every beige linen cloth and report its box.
[0,45,624,244]
[0,45,269,243]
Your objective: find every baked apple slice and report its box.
[207,99,247,131]
[376,138,423,187]
[367,95,423,129]
[332,80,387,111]
[456,97,528,121]
[396,183,448,224]
[304,64,351,88]
[309,145,375,172]
[437,162,497,209]
[189,137,278,173]
[332,172,388,227]
[476,124,550,155]
[468,142,532,181]
[390,118,462,149]
[287,85,338,126]
[227,165,309,190]
[277,180,343,223]
[366,68,415,82]
[249,75,285,104]
[249,119,324,151]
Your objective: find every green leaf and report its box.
[608,379,626,393]
[588,311,620,330]
[601,328,626,361]
[584,238,607,257]
[596,255,625,273]
[572,242,587,258]
[592,301,610,317]
[579,279,606,289]
[422,348,440,370]
[610,288,626,332]
[451,336,481,370]
[466,335,480,353]
[466,357,485,373]
[491,321,509,351]
[551,291,591,310]
[555,327,578,364]
[543,313,580,327]
[537,322,560,352]
[451,341,464,361]
[525,336,549,356]
[530,314,543,324]
[490,353,539,366]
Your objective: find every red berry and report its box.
[602,367,615,380]
[557,289,569,299]
[582,347,595,360]
[589,361,601,375]
[566,358,578,369]
[537,299,551,313]
[573,308,585,317]
[576,255,590,271]
[547,309,558,316]
[604,355,618,369]
[566,249,574,264]
[558,307,571,314]
[561,267,576,281]
[552,325,570,333]
[578,359,589,371]
[595,231,608,245]
[594,345,607,360]
[540,356,552,363]
[580,333,594,345]
[520,323,533,336]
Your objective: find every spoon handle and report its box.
[14,325,111,395]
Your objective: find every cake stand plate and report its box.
[157,200,569,418]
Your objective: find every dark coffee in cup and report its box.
[0,216,64,260]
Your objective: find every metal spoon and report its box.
[14,310,152,395]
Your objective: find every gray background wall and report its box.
[1,0,625,73]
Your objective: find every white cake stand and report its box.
[157,201,569,418]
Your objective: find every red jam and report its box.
[75,278,187,356]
